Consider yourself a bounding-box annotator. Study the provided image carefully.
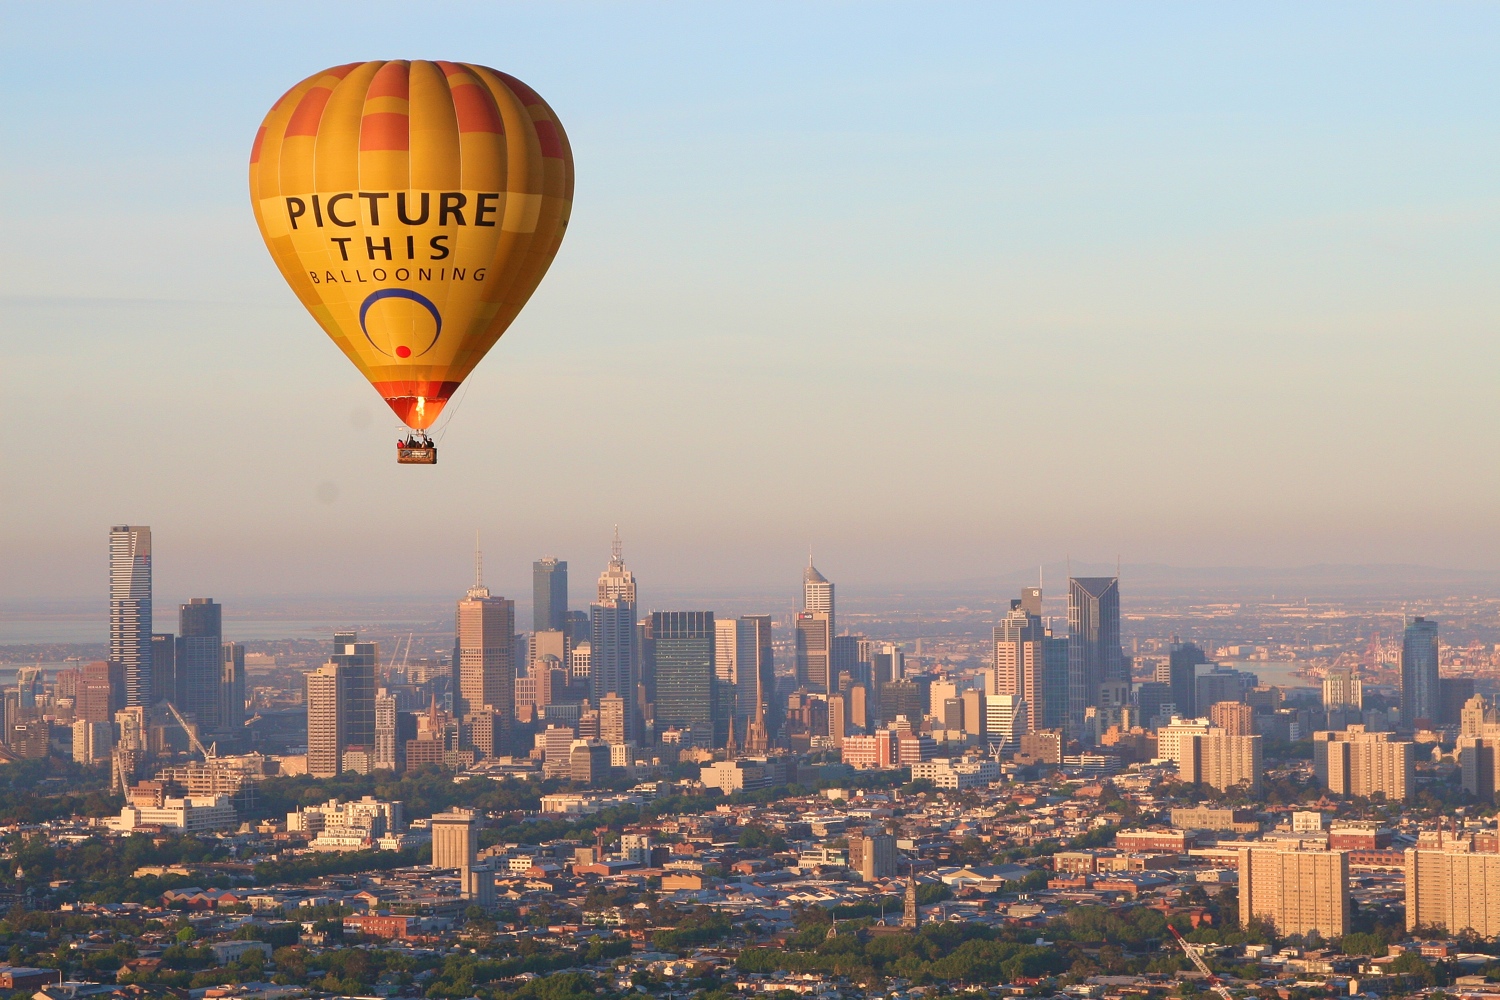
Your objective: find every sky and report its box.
[3,2,1500,613]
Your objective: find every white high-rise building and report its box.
[109,526,152,708]
[985,694,1029,749]
[456,543,515,751]
[715,617,762,730]
[804,558,834,627]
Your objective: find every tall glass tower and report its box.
[652,611,716,747]
[1401,616,1440,728]
[532,557,568,633]
[178,598,223,731]
[1067,576,1122,735]
[109,526,152,708]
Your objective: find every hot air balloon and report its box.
[249,61,574,464]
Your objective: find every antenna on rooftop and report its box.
[474,530,483,588]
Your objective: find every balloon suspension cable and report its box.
[431,381,472,445]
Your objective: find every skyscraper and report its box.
[993,597,1045,732]
[1401,616,1440,728]
[177,598,223,732]
[150,633,176,706]
[795,612,832,694]
[591,606,638,742]
[1067,577,1123,735]
[329,633,376,752]
[742,614,775,750]
[652,611,716,747]
[306,662,344,778]
[533,557,568,633]
[109,526,152,707]
[804,558,834,628]
[1168,640,1205,719]
[456,552,515,753]
[221,642,246,737]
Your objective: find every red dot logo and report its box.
[396,346,412,358]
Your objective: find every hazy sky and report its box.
[4,3,1500,610]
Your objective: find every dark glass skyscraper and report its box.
[177,598,222,732]
[330,632,377,751]
[109,525,152,707]
[651,611,716,747]
[1168,640,1206,719]
[1401,616,1440,728]
[1042,634,1069,731]
[1067,577,1122,734]
[533,557,568,633]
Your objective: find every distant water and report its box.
[1215,660,1318,689]
[0,617,443,645]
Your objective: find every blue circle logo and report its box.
[359,288,442,359]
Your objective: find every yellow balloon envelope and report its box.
[249,61,573,431]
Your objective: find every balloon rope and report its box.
[433,382,472,445]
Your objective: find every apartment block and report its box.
[1239,846,1348,938]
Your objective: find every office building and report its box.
[1462,694,1500,738]
[431,809,477,870]
[1135,681,1175,726]
[306,663,345,778]
[1441,677,1477,727]
[1167,641,1206,719]
[599,693,627,747]
[652,612,715,747]
[374,691,403,771]
[804,558,834,625]
[1157,717,1212,765]
[1406,848,1500,936]
[1211,700,1254,736]
[1181,731,1262,794]
[741,615,775,749]
[77,661,121,724]
[533,557,568,633]
[1323,668,1363,711]
[1196,667,1251,709]
[715,617,757,736]
[1020,585,1042,617]
[177,598,223,732]
[456,559,515,753]
[569,739,611,784]
[150,633,176,707]
[795,612,832,694]
[849,832,897,882]
[1460,735,1500,803]
[109,525,152,708]
[985,694,1028,750]
[221,642,246,737]
[1401,616,1440,728]
[1239,846,1348,938]
[1042,633,1069,730]
[993,598,1045,732]
[1067,577,1122,734]
[591,602,637,742]
[329,634,378,756]
[828,694,847,747]
[73,720,112,764]
[1314,727,1415,802]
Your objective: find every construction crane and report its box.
[163,701,217,760]
[1167,924,1233,1000]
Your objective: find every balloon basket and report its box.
[397,444,437,465]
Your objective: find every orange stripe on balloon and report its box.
[285,87,333,137]
[250,126,266,164]
[366,61,410,100]
[360,112,410,151]
[450,83,503,133]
